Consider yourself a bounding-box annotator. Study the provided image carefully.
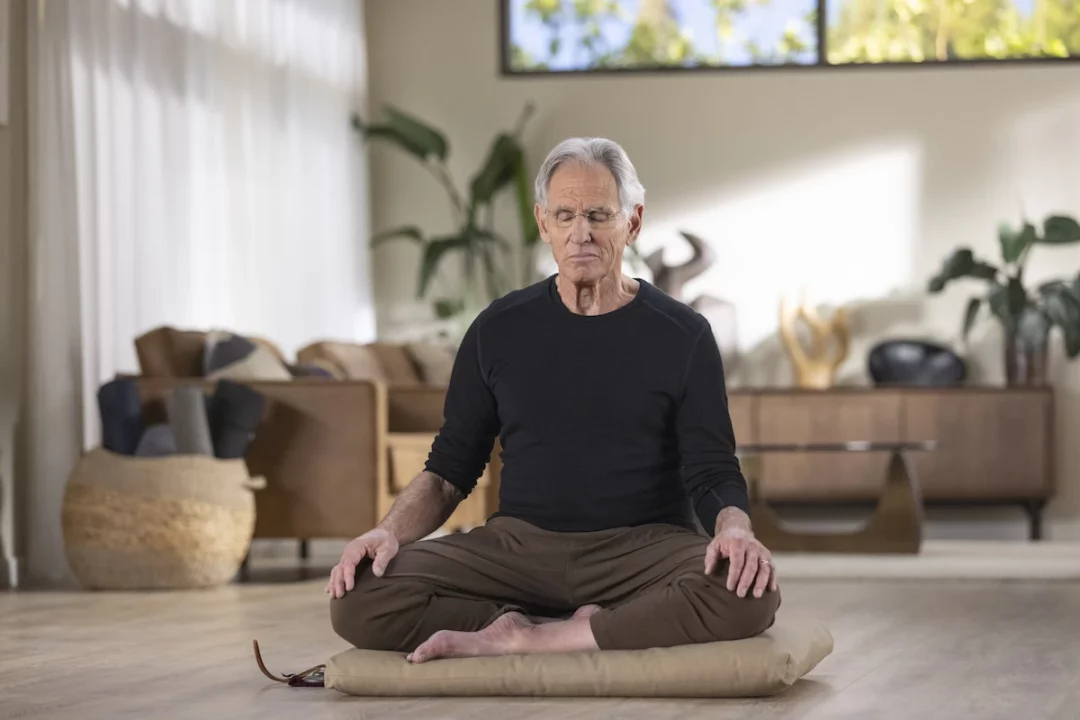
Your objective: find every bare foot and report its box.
[531,604,602,624]
[407,606,601,663]
[407,611,531,664]
[572,604,602,620]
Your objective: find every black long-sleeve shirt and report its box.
[424,275,748,535]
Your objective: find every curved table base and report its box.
[746,451,925,554]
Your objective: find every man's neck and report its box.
[556,273,639,316]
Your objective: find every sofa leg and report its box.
[1023,501,1046,541]
[299,540,310,560]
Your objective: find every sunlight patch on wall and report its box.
[637,141,923,353]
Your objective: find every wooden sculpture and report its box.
[644,231,739,373]
[778,291,850,389]
[643,230,714,302]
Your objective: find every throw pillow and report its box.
[204,330,257,375]
[97,378,144,456]
[134,424,178,457]
[207,343,292,381]
[168,386,215,456]
[207,380,266,459]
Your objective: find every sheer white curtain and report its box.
[25,0,373,584]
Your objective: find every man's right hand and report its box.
[325,528,399,599]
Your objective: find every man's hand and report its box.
[325,528,399,599]
[704,508,777,599]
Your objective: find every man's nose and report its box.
[568,215,592,244]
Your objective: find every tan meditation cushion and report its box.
[324,617,833,698]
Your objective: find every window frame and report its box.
[498,0,1080,76]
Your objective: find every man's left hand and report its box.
[705,509,777,599]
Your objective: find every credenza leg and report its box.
[1023,501,1046,541]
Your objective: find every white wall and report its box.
[0,0,28,587]
[365,0,1080,541]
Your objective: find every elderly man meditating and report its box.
[327,137,780,663]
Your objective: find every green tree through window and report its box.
[503,0,1078,70]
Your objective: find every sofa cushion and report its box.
[367,343,423,386]
[135,327,207,377]
[405,341,456,386]
[297,341,422,385]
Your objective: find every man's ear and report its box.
[627,204,644,243]
[534,203,552,246]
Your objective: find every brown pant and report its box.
[330,516,780,652]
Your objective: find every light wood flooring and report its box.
[3,564,1079,720]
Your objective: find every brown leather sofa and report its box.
[128,327,497,542]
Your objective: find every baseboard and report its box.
[0,556,21,589]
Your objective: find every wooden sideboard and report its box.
[728,387,1054,539]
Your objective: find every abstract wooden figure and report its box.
[643,230,739,373]
[642,230,714,302]
[778,292,850,389]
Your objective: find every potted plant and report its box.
[927,212,1080,385]
[351,103,540,327]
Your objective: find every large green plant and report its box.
[352,103,540,319]
[927,213,1080,357]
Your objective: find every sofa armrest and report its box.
[133,377,387,539]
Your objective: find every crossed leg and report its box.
[330,517,780,662]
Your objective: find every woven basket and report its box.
[62,448,266,590]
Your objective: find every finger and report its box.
[344,541,377,589]
[372,543,395,577]
[704,541,720,575]
[726,543,745,592]
[770,563,779,592]
[343,557,359,591]
[329,565,343,598]
[752,560,771,598]
[737,551,760,598]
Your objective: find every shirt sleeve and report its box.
[676,325,750,533]
[424,317,500,497]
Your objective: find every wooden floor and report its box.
[3,566,1079,720]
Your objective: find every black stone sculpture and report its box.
[867,339,967,387]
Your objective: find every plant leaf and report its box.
[998,221,1036,263]
[470,134,522,210]
[1040,214,1080,245]
[927,248,998,292]
[472,226,512,251]
[433,298,465,319]
[355,106,448,163]
[383,105,448,161]
[1041,282,1080,357]
[478,241,501,301]
[418,235,470,298]
[361,125,433,161]
[988,277,1028,329]
[514,148,540,247]
[371,225,424,247]
[962,297,981,340]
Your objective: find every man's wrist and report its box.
[715,506,752,536]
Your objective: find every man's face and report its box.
[535,162,643,284]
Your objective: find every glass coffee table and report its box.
[737,441,937,554]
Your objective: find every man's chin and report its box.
[558,262,607,283]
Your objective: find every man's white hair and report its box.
[534,137,646,214]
